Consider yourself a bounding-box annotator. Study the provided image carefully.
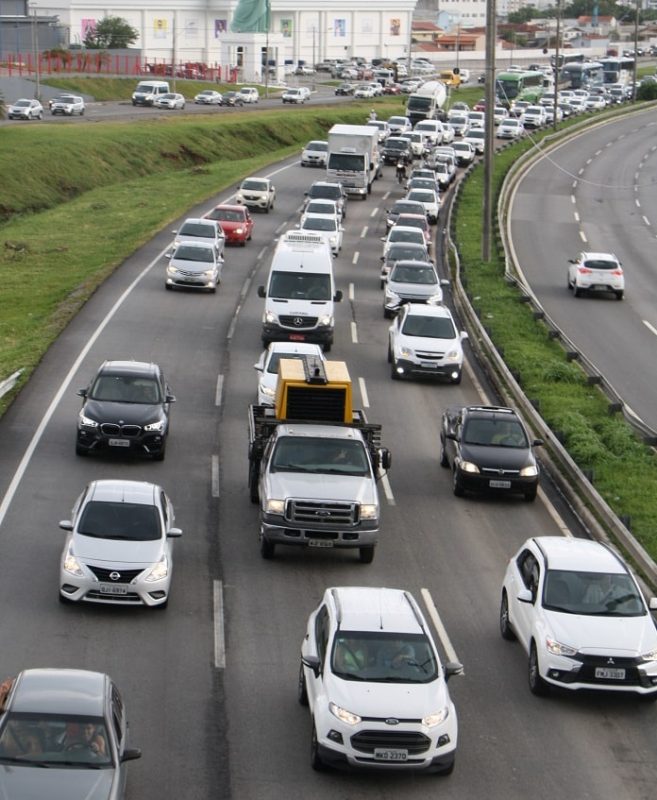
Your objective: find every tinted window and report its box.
[401,315,456,339]
[390,265,436,284]
[179,223,215,238]
[173,245,215,262]
[463,417,528,447]
[78,501,161,541]
[543,570,644,616]
[269,272,331,301]
[271,437,369,476]
[90,375,161,404]
[331,632,438,683]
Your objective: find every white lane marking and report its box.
[351,321,358,343]
[257,247,266,260]
[594,149,602,156]
[213,580,227,669]
[570,195,576,204]
[421,588,461,668]
[634,172,640,181]
[605,141,612,147]
[358,377,370,408]
[352,251,359,265]
[579,230,587,243]
[215,374,224,406]
[0,243,171,530]
[227,305,241,339]
[370,207,378,218]
[572,180,578,189]
[635,198,641,208]
[643,320,657,337]
[349,282,355,301]
[578,167,584,175]
[380,472,395,505]
[360,226,368,238]
[585,158,592,165]
[573,212,580,223]
[643,215,651,227]
[212,455,220,497]
[383,190,390,200]
[239,276,252,301]
[275,222,286,234]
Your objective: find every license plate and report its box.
[420,361,437,368]
[308,539,334,548]
[591,284,607,290]
[489,479,512,489]
[374,749,408,762]
[289,334,305,341]
[99,583,129,595]
[108,439,130,448]
[595,667,626,680]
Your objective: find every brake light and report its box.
[578,266,592,274]
[611,269,623,276]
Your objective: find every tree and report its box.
[83,16,139,49]
[507,7,539,24]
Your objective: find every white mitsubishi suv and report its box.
[500,536,657,698]
[299,586,462,774]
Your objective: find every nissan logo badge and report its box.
[109,571,122,581]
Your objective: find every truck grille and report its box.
[278,316,318,329]
[351,730,431,755]
[287,500,357,525]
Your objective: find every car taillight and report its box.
[578,266,592,274]
[611,269,623,276]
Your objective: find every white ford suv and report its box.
[299,586,462,773]
[500,536,657,697]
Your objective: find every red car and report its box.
[383,83,403,95]
[473,97,487,112]
[204,204,253,246]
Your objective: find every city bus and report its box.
[598,55,635,86]
[495,70,545,106]
[550,51,585,69]
[560,61,604,90]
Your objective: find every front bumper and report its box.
[60,568,170,608]
[392,357,461,381]
[261,518,378,550]
[538,650,657,695]
[455,468,537,496]
[261,322,333,348]
[76,428,167,458]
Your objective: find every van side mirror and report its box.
[257,285,266,298]
[334,290,343,302]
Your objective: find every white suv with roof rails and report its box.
[299,586,462,774]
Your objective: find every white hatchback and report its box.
[254,342,325,405]
[405,188,440,225]
[567,251,624,300]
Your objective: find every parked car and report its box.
[500,536,657,697]
[205,203,254,245]
[194,89,223,104]
[75,360,175,460]
[153,92,186,109]
[59,479,182,608]
[389,303,465,383]
[166,241,223,292]
[7,98,43,120]
[236,177,276,213]
[301,140,329,167]
[220,91,244,107]
[0,668,141,796]
[299,586,461,773]
[567,251,624,299]
[254,342,325,405]
[440,405,542,500]
[49,94,85,115]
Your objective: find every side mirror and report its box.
[59,520,73,531]
[257,285,266,298]
[532,438,544,447]
[444,662,464,681]
[302,654,321,678]
[171,229,178,234]
[121,749,142,763]
[649,597,657,610]
[254,362,263,372]
[440,278,451,287]
[517,588,533,604]
[165,394,176,403]
[77,388,88,398]
[167,527,183,538]
[460,331,469,341]
[568,258,576,264]
[379,448,392,471]
[334,290,343,302]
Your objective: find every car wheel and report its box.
[390,359,400,380]
[387,344,392,363]
[499,591,517,641]
[615,290,624,300]
[573,285,582,298]
[310,722,325,771]
[240,240,246,247]
[436,757,455,776]
[383,308,393,319]
[260,536,275,559]
[154,597,169,610]
[359,545,375,564]
[452,468,465,497]
[528,641,550,696]
[152,445,166,462]
[297,663,308,706]
[59,592,75,605]
[75,443,87,456]
[165,283,172,290]
[249,464,259,504]
[323,341,332,353]
[439,442,449,468]
[524,486,537,502]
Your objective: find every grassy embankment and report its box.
[0,95,405,415]
[452,105,657,563]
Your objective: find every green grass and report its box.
[0,101,406,415]
[452,103,657,561]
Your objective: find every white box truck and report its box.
[326,124,381,198]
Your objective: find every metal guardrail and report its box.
[0,370,22,400]
[445,106,657,590]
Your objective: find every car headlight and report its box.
[63,549,84,577]
[427,293,443,305]
[264,499,285,514]
[167,266,179,276]
[264,310,278,324]
[639,647,657,662]
[399,346,413,358]
[329,702,361,726]
[78,411,98,428]
[318,315,333,327]
[202,270,216,278]
[423,707,449,727]
[260,384,276,398]
[445,348,461,362]
[385,290,401,303]
[234,227,244,235]
[546,638,577,657]
[520,465,539,477]
[459,460,480,474]
[145,557,169,582]
[360,504,378,520]
[144,419,166,432]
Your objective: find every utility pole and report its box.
[264,0,270,98]
[482,0,496,261]
[553,0,561,131]
[31,3,41,100]
[632,0,639,102]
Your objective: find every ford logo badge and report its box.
[385,718,400,726]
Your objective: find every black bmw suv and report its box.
[75,361,175,460]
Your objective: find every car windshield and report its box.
[390,265,436,284]
[269,272,331,301]
[0,713,112,767]
[208,208,244,222]
[266,352,318,374]
[392,203,424,216]
[408,191,435,203]
[310,186,341,201]
[402,315,455,338]
[15,100,30,107]
[179,223,215,238]
[409,179,436,190]
[271,437,369,476]
[307,142,328,151]
[56,96,75,103]
[77,501,161,541]
[396,216,427,232]
[302,217,337,232]
[389,229,424,244]
[451,116,468,125]
[387,245,427,262]
[389,117,407,126]
[199,91,214,96]
[306,202,335,215]
[89,375,161,404]
[331,632,439,683]
[241,180,268,191]
[468,130,485,140]
[385,140,407,150]
[542,570,645,616]
[173,245,215,262]
[161,94,176,100]
[462,417,528,447]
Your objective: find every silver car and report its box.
[7,98,43,120]
[59,479,182,608]
[0,668,141,799]
[166,241,223,292]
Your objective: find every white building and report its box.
[437,0,487,29]
[33,0,417,80]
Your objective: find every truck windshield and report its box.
[407,96,431,111]
[271,437,369,476]
[327,153,366,171]
[269,272,331,300]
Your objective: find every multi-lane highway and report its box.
[1,142,656,800]
[508,107,657,431]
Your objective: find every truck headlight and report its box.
[520,465,538,477]
[546,638,577,657]
[63,549,84,577]
[265,499,285,514]
[264,310,278,324]
[317,315,333,327]
[145,557,169,582]
[329,702,361,726]
[459,460,480,474]
[423,707,449,727]
[360,504,378,520]
[78,411,98,428]
[260,384,276,398]
[144,419,166,432]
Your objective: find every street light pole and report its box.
[482,0,496,261]
[264,0,270,98]
[553,0,561,131]
[632,0,639,102]
[31,3,41,100]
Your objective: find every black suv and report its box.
[382,136,412,165]
[75,361,175,460]
[440,406,543,501]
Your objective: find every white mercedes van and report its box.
[132,80,170,106]
[257,231,342,351]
